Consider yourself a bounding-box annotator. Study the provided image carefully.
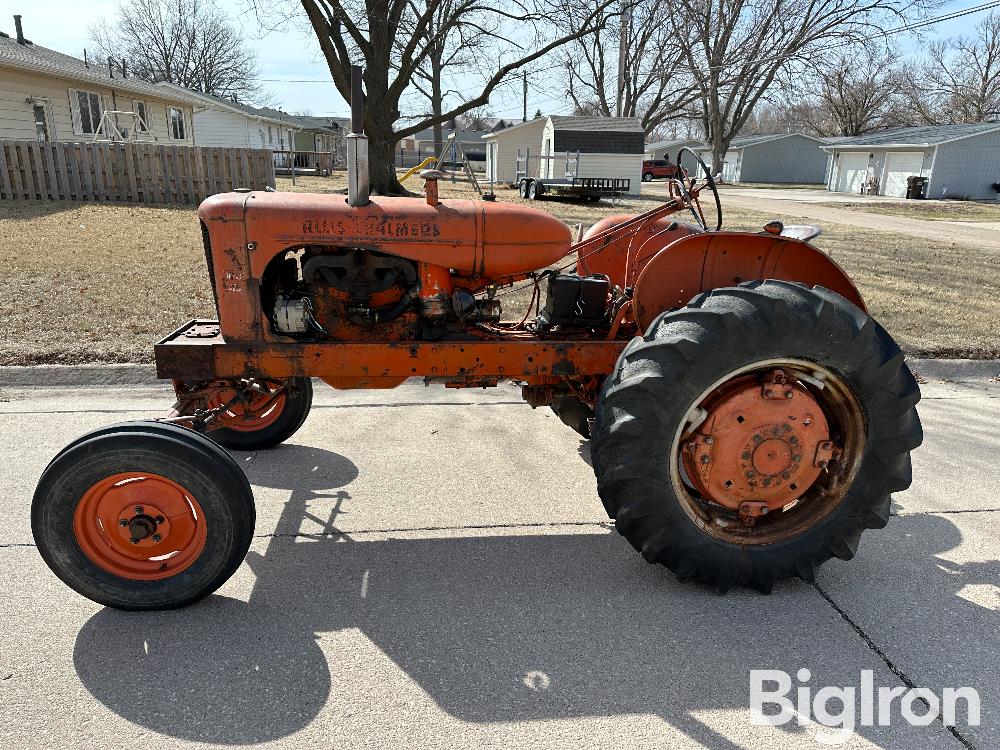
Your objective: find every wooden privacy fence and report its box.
[0,140,276,206]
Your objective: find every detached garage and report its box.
[824,123,1000,199]
[694,133,829,184]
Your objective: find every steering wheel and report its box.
[673,146,722,232]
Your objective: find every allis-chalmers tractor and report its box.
[32,78,921,610]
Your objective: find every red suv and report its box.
[642,159,688,181]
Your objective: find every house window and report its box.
[132,100,149,132]
[32,101,50,141]
[71,89,103,135]
[168,107,186,140]
[268,126,273,144]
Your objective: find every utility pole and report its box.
[616,0,631,118]
[522,71,528,123]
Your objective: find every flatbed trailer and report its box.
[516,175,630,201]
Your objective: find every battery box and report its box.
[537,273,610,328]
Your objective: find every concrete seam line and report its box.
[812,582,976,749]
[253,520,614,538]
[892,508,1000,516]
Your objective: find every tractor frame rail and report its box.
[155,319,627,387]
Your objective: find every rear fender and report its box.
[577,215,701,288]
[632,231,865,331]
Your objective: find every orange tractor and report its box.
[32,75,921,610]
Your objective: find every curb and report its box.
[1,357,997,388]
[908,358,999,382]
[0,364,159,388]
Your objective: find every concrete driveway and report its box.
[0,374,997,749]
[641,183,1000,249]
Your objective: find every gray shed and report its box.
[695,133,829,184]
[823,123,1000,199]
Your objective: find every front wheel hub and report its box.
[73,472,207,580]
[681,369,840,520]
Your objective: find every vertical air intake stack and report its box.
[346,65,370,207]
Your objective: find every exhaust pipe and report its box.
[346,65,370,207]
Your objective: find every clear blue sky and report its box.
[5,0,991,122]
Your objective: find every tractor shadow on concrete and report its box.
[72,443,996,748]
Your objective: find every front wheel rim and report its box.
[73,472,208,580]
[207,383,287,433]
[671,359,866,545]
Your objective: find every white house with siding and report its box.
[156,85,298,151]
[823,123,1000,199]
[645,138,706,160]
[484,115,646,195]
[0,16,200,145]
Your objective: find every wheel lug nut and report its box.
[134,506,144,514]
[152,534,162,543]
[119,519,129,527]
[129,538,140,544]
[154,515,165,524]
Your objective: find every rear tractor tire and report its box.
[207,377,313,451]
[32,421,255,610]
[591,280,922,592]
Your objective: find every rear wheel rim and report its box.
[73,472,208,580]
[671,359,866,545]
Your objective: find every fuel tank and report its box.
[201,190,572,279]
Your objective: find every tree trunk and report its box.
[367,122,409,195]
[432,57,444,157]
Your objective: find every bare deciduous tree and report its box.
[90,0,264,103]
[776,48,909,136]
[560,0,700,135]
[667,0,929,173]
[904,12,1000,124]
[407,0,497,154]
[295,0,616,194]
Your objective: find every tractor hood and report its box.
[200,190,572,279]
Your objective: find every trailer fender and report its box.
[632,231,866,331]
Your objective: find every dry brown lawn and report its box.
[0,169,995,366]
[817,200,1000,223]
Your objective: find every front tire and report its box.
[642,171,653,182]
[591,280,922,592]
[33,422,255,610]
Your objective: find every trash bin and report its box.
[906,175,927,199]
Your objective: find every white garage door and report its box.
[721,152,738,182]
[883,152,924,198]
[835,152,869,193]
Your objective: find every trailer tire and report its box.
[209,377,313,450]
[519,180,530,199]
[527,180,541,200]
[591,280,922,592]
[33,422,255,610]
